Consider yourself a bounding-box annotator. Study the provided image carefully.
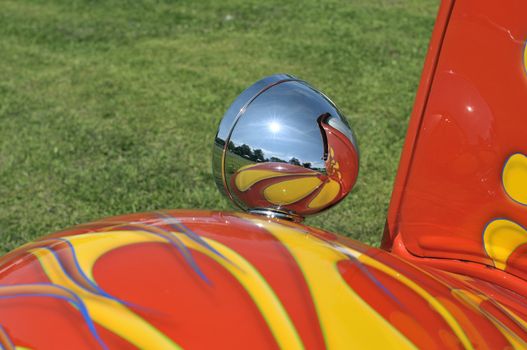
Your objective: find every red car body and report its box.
[2,0,527,348]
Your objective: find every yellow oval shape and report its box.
[483,219,527,270]
[264,177,322,205]
[235,169,289,192]
[503,153,527,205]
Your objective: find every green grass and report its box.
[0,0,439,252]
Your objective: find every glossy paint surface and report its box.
[5,1,527,348]
[385,0,527,281]
[1,210,527,349]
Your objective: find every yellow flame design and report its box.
[38,230,304,349]
[246,217,475,349]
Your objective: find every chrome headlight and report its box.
[213,74,359,221]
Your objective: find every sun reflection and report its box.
[269,121,281,133]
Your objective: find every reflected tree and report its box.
[228,142,316,170]
[289,157,301,166]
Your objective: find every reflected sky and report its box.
[227,81,342,169]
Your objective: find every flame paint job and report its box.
[4,0,527,348]
[1,210,527,349]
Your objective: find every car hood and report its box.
[0,210,526,349]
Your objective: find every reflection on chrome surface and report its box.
[213,74,359,221]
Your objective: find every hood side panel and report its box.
[385,0,527,282]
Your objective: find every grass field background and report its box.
[0,0,439,253]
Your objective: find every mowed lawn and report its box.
[0,0,438,253]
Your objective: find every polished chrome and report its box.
[213,74,359,221]
[247,208,303,222]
